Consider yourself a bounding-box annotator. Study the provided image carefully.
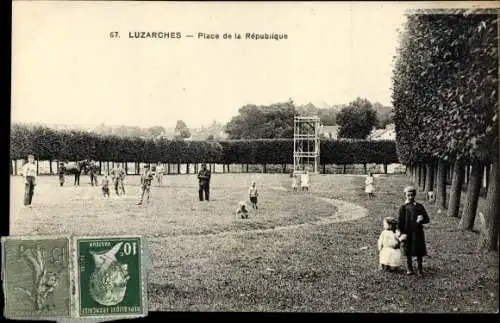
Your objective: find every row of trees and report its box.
[392,10,498,252]
[10,123,399,166]
[224,98,391,140]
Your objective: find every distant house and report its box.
[367,124,396,141]
[320,125,340,139]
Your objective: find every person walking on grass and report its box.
[248,181,259,209]
[197,163,211,202]
[398,186,430,276]
[137,165,155,205]
[21,154,37,208]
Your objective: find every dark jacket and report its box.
[198,169,211,186]
[398,201,430,257]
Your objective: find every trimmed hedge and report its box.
[10,124,399,164]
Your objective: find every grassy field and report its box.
[9,173,499,313]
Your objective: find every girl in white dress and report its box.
[300,172,310,192]
[377,217,406,271]
[365,173,375,198]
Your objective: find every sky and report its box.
[11,1,495,129]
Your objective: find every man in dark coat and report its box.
[398,186,430,276]
[197,163,211,202]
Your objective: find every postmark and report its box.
[2,235,72,320]
[75,235,147,318]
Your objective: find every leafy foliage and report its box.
[336,98,379,139]
[392,11,498,164]
[10,124,399,165]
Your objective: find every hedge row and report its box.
[10,124,399,164]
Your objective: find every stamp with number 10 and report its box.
[75,235,147,319]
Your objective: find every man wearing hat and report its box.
[21,154,37,207]
[197,163,211,201]
[137,164,155,205]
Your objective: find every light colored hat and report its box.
[403,186,417,193]
[239,201,246,207]
[27,154,34,158]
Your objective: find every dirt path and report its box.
[148,186,368,240]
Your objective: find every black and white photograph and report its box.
[8,0,499,314]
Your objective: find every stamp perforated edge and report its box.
[73,235,148,319]
[1,235,74,320]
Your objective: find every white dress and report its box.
[365,176,374,193]
[300,174,310,188]
[377,230,403,268]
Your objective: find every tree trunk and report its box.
[417,164,423,187]
[49,160,53,174]
[246,164,249,173]
[459,161,483,231]
[124,162,127,175]
[14,160,17,175]
[478,160,499,252]
[177,162,181,174]
[465,165,470,184]
[383,164,388,174]
[363,163,367,175]
[186,163,190,174]
[420,164,427,191]
[36,159,39,176]
[436,160,448,211]
[107,161,110,175]
[343,164,347,174]
[425,162,435,194]
[446,159,464,218]
[323,163,326,174]
[167,163,171,174]
[412,164,418,183]
[263,164,267,173]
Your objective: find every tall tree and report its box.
[392,9,498,251]
[175,120,191,139]
[336,98,378,139]
[225,100,296,139]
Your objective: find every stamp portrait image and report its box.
[2,236,72,320]
[76,236,146,318]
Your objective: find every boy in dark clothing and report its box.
[58,162,65,187]
[398,186,430,276]
[197,163,211,201]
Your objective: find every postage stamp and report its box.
[2,235,73,320]
[75,235,147,319]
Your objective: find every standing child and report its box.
[58,162,65,187]
[236,201,249,219]
[365,173,375,198]
[248,181,259,209]
[137,165,154,205]
[377,217,406,271]
[291,174,299,192]
[398,186,430,276]
[300,172,310,192]
[101,175,110,198]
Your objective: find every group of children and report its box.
[377,185,430,276]
[291,172,311,192]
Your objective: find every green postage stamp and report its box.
[2,235,149,321]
